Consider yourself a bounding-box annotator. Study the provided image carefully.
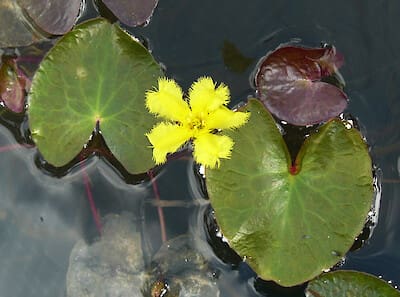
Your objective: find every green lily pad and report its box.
[306,270,400,297]
[206,99,373,287]
[28,18,162,173]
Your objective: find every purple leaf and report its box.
[16,0,81,35]
[102,0,159,27]
[255,45,347,126]
[0,0,37,47]
[0,57,29,113]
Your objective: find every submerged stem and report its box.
[80,160,102,235]
[148,169,167,243]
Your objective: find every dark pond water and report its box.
[1,0,400,296]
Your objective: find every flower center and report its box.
[190,117,205,130]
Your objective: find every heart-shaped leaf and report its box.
[102,0,159,27]
[206,99,373,286]
[28,18,162,174]
[306,270,400,297]
[255,45,347,126]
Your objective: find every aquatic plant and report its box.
[145,77,249,168]
[207,99,373,286]
[0,4,398,296]
[0,0,158,47]
[255,45,347,125]
[27,18,162,174]
[0,55,29,113]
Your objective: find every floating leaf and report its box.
[255,45,347,126]
[28,18,162,173]
[0,0,80,48]
[102,0,159,27]
[0,56,29,113]
[16,0,81,35]
[306,270,400,297]
[206,99,373,286]
[0,0,39,47]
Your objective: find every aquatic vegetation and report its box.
[0,0,159,48]
[0,56,29,113]
[21,18,388,291]
[1,1,398,296]
[206,99,373,286]
[255,45,347,125]
[16,0,81,35]
[306,270,400,297]
[28,18,162,174]
[102,0,159,26]
[145,77,249,168]
[0,0,81,47]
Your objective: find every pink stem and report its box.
[148,169,167,243]
[0,143,33,152]
[383,179,400,184]
[16,56,43,63]
[80,161,102,235]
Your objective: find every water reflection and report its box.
[0,125,148,296]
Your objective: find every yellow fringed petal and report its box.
[205,106,250,130]
[188,77,230,115]
[144,76,249,169]
[146,78,190,122]
[146,122,192,164]
[193,133,234,168]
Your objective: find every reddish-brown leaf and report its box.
[255,45,347,126]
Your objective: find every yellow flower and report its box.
[145,77,249,168]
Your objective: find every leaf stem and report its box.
[80,160,102,235]
[0,143,33,152]
[289,161,299,175]
[148,169,167,243]
[383,179,400,184]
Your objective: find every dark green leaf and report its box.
[306,270,400,297]
[206,99,373,286]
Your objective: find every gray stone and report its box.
[66,212,145,297]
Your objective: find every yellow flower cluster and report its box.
[145,77,249,168]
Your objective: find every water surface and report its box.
[1,0,399,296]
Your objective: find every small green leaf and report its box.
[306,270,400,297]
[206,99,373,286]
[28,18,162,173]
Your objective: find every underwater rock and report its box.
[144,235,220,297]
[66,212,145,297]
